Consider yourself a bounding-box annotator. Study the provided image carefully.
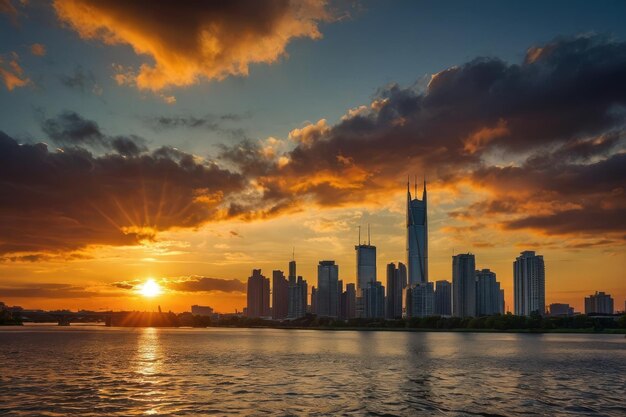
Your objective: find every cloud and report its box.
[167,276,245,293]
[53,0,331,91]
[143,113,250,140]
[216,34,626,243]
[30,43,46,56]
[0,283,101,298]
[0,52,30,91]
[59,65,102,95]
[0,129,246,257]
[0,0,18,22]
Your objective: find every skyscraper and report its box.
[317,260,339,318]
[272,270,289,320]
[385,262,406,319]
[355,226,376,294]
[287,257,308,319]
[407,179,428,285]
[476,269,503,316]
[434,280,452,316]
[246,269,270,318]
[341,283,357,319]
[452,253,476,318]
[513,251,545,316]
[584,291,614,314]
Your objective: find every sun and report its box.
[139,279,162,298]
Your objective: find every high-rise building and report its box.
[362,281,385,319]
[584,292,614,314]
[452,254,476,318]
[246,269,270,318]
[385,262,406,319]
[341,283,357,319]
[406,282,434,318]
[434,280,452,316]
[310,286,317,315]
[355,227,376,294]
[287,257,308,319]
[272,270,289,320]
[317,260,339,318]
[476,269,503,316]
[499,289,505,314]
[407,179,428,285]
[513,251,546,316]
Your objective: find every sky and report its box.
[0,0,625,314]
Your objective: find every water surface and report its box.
[0,326,624,416]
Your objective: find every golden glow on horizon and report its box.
[139,279,162,298]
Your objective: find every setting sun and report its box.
[139,279,162,298]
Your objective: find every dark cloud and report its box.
[144,113,250,140]
[168,277,245,293]
[59,65,101,94]
[0,130,245,256]
[218,34,626,240]
[504,208,626,235]
[41,111,148,155]
[0,283,101,298]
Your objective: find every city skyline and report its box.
[1,1,625,314]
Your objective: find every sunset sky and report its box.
[1,0,624,314]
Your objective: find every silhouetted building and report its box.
[246,269,270,318]
[406,282,434,318]
[434,280,452,316]
[499,289,505,314]
[362,281,385,319]
[272,270,289,320]
[317,261,339,317]
[385,262,406,319]
[585,291,614,314]
[549,303,574,316]
[191,305,214,316]
[514,251,545,316]
[310,286,317,315]
[287,258,308,319]
[452,253,476,318]
[407,179,428,285]
[341,283,357,319]
[355,226,376,318]
[476,269,503,316]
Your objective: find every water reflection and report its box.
[134,328,165,415]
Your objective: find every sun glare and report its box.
[139,279,162,298]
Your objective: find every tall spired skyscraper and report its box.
[407,178,428,285]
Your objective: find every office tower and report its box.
[584,292,614,314]
[476,269,503,316]
[406,282,434,318]
[287,258,308,319]
[191,305,214,316]
[386,262,405,319]
[246,269,270,318]
[549,303,574,316]
[341,283,357,319]
[272,270,289,320]
[355,225,376,294]
[434,280,452,316]
[452,253,476,318]
[513,251,546,316]
[362,281,385,319]
[499,289,505,314]
[317,261,339,317]
[407,179,428,285]
[337,279,344,318]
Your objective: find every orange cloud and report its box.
[53,0,330,91]
[30,43,46,56]
[463,119,509,154]
[0,52,30,90]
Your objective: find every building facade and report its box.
[452,253,476,318]
[549,303,574,316]
[246,269,270,318]
[407,180,428,285]
[272,270,289,320]
[385,262,406,319]
[476,269,503,316]
[513,251,546,316]
[341,283,357,319]
[434,280,452,316]
[584,291,614,314]
[287,259,308,319]
[191,305,214,316]
[406,282,434,318]
[317,260,339,318]
[362,281,385,319]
